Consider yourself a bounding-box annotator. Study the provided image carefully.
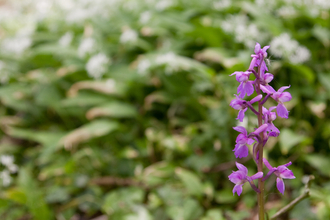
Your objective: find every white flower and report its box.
[0,155,14,167]
[59,32,74,46]
[1,36,32,56]
[120,28,138,44]
[221,15,266,48]
[139,11,151,24]
[137,59,151,75]
[0,155,18,173]
[277,6,297,18]
[213,0,231,10]
[105,79,116,91]
[155,0,173,11]
[289,47,311,64]
[270,33,310,64]
[0,170,11,187]
[86,53,110,79]
[78,38,95,57]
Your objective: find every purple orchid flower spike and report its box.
[230,71,254,98]
[260,85,292,118]
[230,94,262,122]
[228,162,263,196]
[263,158,296,195]
[233,124,268,158]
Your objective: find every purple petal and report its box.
[237,83,244,98]
[269,123,280,134]
[269,106,277,111]
[276,177,285,195]
[263,158,273,170]
[245,81,255,96]
[269,131,279,137]
[254,124,268,135]
[249,57,257,70]
[254,42,261,54]
[260,85,272,94]
[237,108,247,122]
[236,162,248,175]
[250,94,262,104]
[262,45,270,54]
[236,134,247,144]
[228,172,243,184]
[234,144,249,158]
[236,72,249,82]
[260,61,268,73]
[233,184,243,196]
[247,138,255,145]
[263,73,273,83]
[230,99,245,110]
[278,85,291,93]
[279,92,292,102]
[277,103,289,118]
[233,126,247,134]
[250,172,264,180]
[280,170,296,179]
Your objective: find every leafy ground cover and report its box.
[0,0,329,219]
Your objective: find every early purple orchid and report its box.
[230,71,254,98]
[230,94,262,122]
[262,158,296,194]
[229,42,295,217]
[228,162,263,196]
[233,124,268,158]
[260,85,292,118]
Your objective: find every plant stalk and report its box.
[256,64,265,220]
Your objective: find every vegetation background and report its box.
[0,0,329,219]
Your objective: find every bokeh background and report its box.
[0,0,329,219]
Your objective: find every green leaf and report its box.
[102,187,144,215]
[86,101,137,120]
[279,129,306,154]
[318,73,330,92]
[60,120,119,149]
[201,209,224,220]
[17,168,53,220]
[305,154,330,176]
[175,167,203,197]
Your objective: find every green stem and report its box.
[270,175,314,220]
[256,65,265,220]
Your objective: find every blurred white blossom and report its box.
[1,36,32,56]
[221,15,267,48]
[0,154,18,186]
[105,79,116,91]
[139,11,152,24]
[0,170,11,187]
[78,38,95,57]
[270,33,310,64]
[86,53,110,79]
[0,155,18,173]
[120,28,138,44]
[137,59,151,75]
[213,0,231,10]
[59,32,74,46]
[155,0,173,11]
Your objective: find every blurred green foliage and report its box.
[0,0,329,219]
